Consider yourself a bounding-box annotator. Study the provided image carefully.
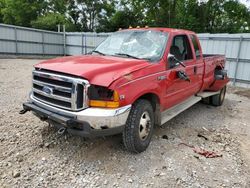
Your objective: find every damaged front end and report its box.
[20,69,131,137]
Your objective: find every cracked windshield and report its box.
[94,30,169,61]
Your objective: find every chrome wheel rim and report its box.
[139,111,151,141]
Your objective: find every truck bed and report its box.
[203,54,225,60]
[201,54,226,91]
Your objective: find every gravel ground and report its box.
[0,59,250,188]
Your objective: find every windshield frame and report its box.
[91,30,169,62]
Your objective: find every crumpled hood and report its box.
[35,55,151,87]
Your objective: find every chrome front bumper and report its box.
[22,94,131,137]
[29,94,131,130]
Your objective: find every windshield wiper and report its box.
[115,53,142,60]
[92,50,106,56]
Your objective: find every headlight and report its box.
[88,85,120,108]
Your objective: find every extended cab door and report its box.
[189,34,204,92]
[163,34,200,109]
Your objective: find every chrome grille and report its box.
[32,70,89,111]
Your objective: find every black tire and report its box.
[201,97,211,105]
[122,99,154,153]
[211,86,227,106]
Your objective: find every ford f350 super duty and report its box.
[21,28,229,153]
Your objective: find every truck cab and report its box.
[21,28,229,153]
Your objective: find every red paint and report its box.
[207,77,230,91]
[35,55,151,87]
[35,28,229,111]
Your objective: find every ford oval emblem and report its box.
[42,86,53,95]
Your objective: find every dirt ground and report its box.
[0,59,250,188]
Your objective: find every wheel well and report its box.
[214,66,226,80]
[215,66,222,73]
[137,93,161,126]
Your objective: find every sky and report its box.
[199,0,250,8]
[240,0,250,7]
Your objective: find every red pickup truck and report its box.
[21,28,229,153]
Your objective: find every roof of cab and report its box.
[120,27,196,35]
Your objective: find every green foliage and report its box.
[97,8,144,32]
[1,0,45,27]
[0,0,6,23]
[76,0,116,31]
[222,0,250,33]
[0,0,249,33]
[47,0,68,14]
[175,0,201,31]
[31,13,77,32]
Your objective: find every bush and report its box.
[31,13,77,31]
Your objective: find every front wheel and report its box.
[211,86,227,106]
[122,99,154,153]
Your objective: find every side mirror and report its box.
[167,54,186,68]
[168,54,178,68]
[177,70,191,82]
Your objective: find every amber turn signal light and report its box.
[89,100,120,108]
[89,90,120,108]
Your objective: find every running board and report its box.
[161,96,202,125]
[196,91,220,98]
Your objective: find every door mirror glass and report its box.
[167,54,186,68]
[168,54,179,68]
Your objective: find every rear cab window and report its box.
[190,35,201,59]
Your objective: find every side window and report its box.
[170,35,193,61]
[190,35,201,59]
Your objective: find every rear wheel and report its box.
[211,86,227,106]
[122,99,154,153]
[201,96,211,105]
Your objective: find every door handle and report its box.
[194,66,197,74]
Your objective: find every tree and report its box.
[31,13,76,32]
[174,0,202,32]
[111,9,140,30]
[46,0,68,14]
[200,0,250,33]
[124,0,170,27]
[76,0,114,31]
[222,0,250,33]
[1,0,45,27]
[0,0,5,23]
[68,1,81,26]
[0,0,249,33]
[31,0,82,31]
[95,1,116,32]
